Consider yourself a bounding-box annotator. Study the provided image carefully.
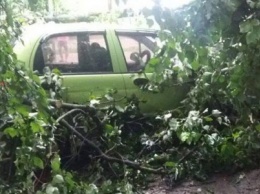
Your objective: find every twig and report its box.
[48,99,93,110]
[50,99,105,135]
[60,119,165,174]
[56,108,86,123]
[105,144,117,154]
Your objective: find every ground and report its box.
[145,169,260,194]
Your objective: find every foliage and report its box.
[141,0,260,180]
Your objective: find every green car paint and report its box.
[14,23,189,112]
[62,74,126,103]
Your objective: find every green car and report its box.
[14,23,188,112]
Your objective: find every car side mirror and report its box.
[130,52,140,62]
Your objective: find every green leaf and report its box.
[64,172,74,188]
[186,50,196,63]
[220,143,235,159]
[105,124,114,134]
[232,132,241,139]
[251,19,260,26]
[204,116,213,122]
[164,161,176,167]
[169,118,179,131]
[30,121,42,133]
[52,68,61,75]
[246,30,260,45]
[17,105,30,117]
[33,156,44,169]
[178,52,185,62]
[191,60,200,71]
[256,124,260,132]
[179,132,190,143]
[148,57,160,67]
[240,21,253,33]
[168,47,177,57]
[32,74,41,83]
[212,110,221,116]
[4,127,18,138]
[52,174,64,184]
[191,132,201,143]
[46,184,59,194]
[197,47,208,57]
[51,155,61,172]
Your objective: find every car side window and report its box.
[117,33,156,72]
[41,35,79,73]
[78,34,112,72]
[36,33,112,74]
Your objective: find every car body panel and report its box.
[62,74,126,104]
[121,73,189,112]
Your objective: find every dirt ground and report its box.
[145,169,260,194]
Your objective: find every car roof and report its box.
[22,22,157,36]
[17,22,158,46]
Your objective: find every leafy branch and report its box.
[51,100,165,175]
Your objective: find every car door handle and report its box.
[133,78,149,86]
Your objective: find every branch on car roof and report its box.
[60,118,165,175]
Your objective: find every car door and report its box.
[33,30,127,105]
[112,30,189,112]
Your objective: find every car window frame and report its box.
[36,30,113,75]
[115,30,158,73]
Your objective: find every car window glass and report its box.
[41,35,78,73]
[117,34,156,72]
[78,34,112,72]
[39,33,112,74]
